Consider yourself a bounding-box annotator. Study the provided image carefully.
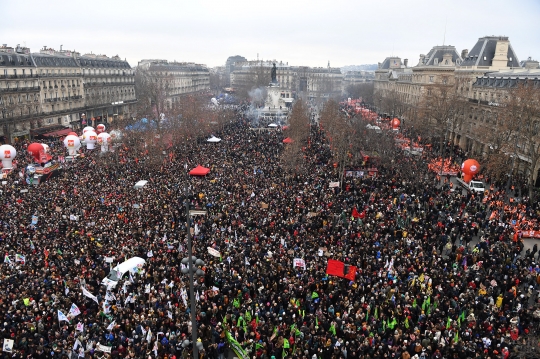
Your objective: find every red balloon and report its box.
[392,118,401,129]
[463,173,473,183]
[27,143,44,161]
[461,159,480,175]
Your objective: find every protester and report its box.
[0,107,539,359]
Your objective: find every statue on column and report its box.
[271,63,277,83]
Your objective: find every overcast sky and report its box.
[1,0,539,69]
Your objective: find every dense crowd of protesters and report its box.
[1,108,540,359]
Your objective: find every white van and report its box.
[101,257,146,287]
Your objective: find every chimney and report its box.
[404,59,408,67]
[419,54,425,65]
[461,49,469,59]
[492,37,510,69]
[378,62,381,69]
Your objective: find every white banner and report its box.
[329,181,340,188]
[293,258,306,270]
[96,344,112,353]
[3,339,14,353]
[207,247,221,258]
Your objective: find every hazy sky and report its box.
[2,0,539,69]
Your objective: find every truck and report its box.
[455,178,485,194]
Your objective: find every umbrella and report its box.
[268,123,278,128]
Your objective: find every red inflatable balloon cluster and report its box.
[391,118,401,129]
[461,159,480,183]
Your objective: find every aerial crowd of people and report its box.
[1,105,540,359]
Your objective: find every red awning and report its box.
[42,128,72,137]
[189,165,210,176]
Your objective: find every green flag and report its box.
[374,307,378,319]
[413,299,417,308]
[224,330,249,359]
[459,310,466,322]
[311,292,319,299]
[233,298,240,308]
[404,317,410,329]
[446,317,452,329]
[245,311,252,322]
[454,331,459,343]
[329,324,336,336]
[283,339,290,349]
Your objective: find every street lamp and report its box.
[181,203,207,359]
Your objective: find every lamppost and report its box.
[180,202,207,359]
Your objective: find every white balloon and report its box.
[84,130,98,150]
[63,135,81,156]
[83,126,95,134]
[0,144,17,169]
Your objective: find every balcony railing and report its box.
[85,81,135,87]
[44,95,83,103]
[38,73,83,78]
[0,86,41,93]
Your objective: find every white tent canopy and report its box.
[134,180,148,189]
[207,136,221,143]
[268,123,278,128]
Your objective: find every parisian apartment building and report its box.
[0,44,137,143]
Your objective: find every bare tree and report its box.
[346,82,374,103]
[134,67,175,129]
[500,81,540,198]
[281,99,310,174]
[415,75,464,156]
[319,99,356,186]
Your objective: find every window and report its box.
[429,76,434,83]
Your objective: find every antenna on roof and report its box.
[443,16,447,46]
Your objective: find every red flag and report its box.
[344,265,357,281]
[326,259,357,281]
[326,259,344,277]
[352,208,365,219]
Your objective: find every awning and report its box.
[42,128,72,137]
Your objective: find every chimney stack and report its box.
[461,49,469,59]
[404,59,408,67]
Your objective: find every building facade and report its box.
[79,53,136,126]
[230,60,343,101]
[0,44,137,143]
[137,60,210,109]
[0,44,41,142]
[32,47,85,134]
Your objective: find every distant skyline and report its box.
[1,0,539,69]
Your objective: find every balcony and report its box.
[85,81,134,87]
[0,86,41,93]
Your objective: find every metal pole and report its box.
[186,201,198,359]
